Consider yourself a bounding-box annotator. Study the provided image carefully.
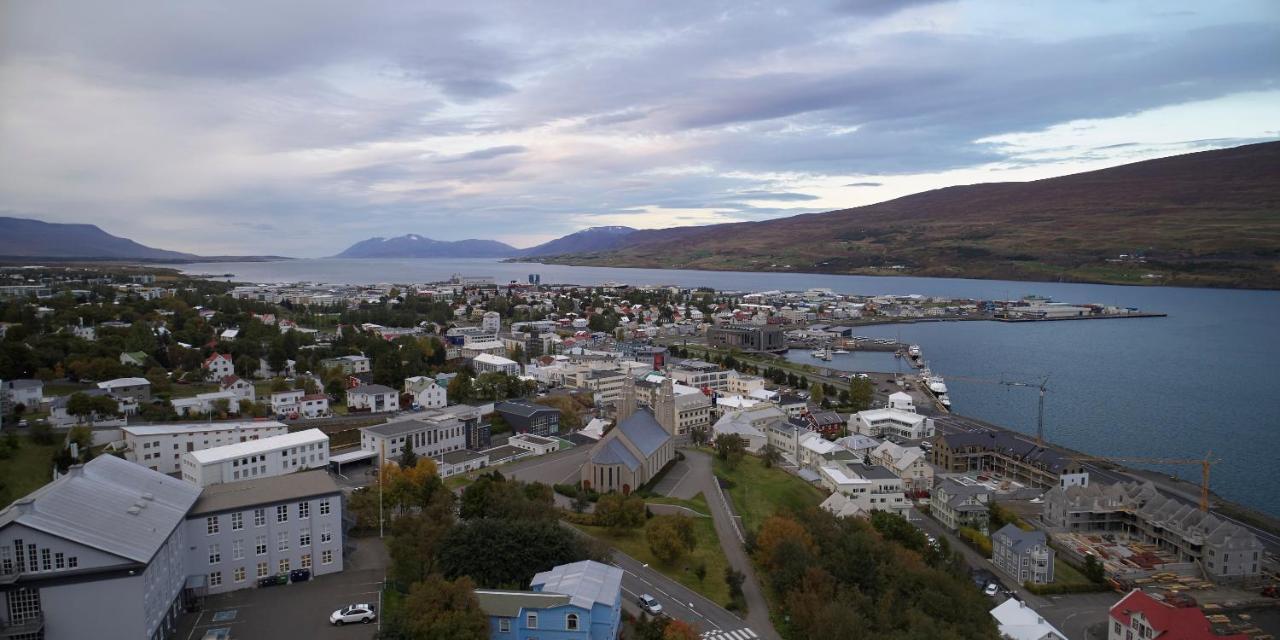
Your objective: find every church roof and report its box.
[616,408,669,458]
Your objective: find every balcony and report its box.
[0,613,44,638]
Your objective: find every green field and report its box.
[570,493,731,606]
[711,453,826,535]
[1052,556,1093,587]
[0,435,59,506]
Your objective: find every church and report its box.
[581,375,676,494]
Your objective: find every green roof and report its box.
[474,590,572,617]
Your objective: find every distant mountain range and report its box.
[529,142,1280,289]
[330,226,638,259]
[0,217,200,261]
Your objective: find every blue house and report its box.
[477,560,623,640]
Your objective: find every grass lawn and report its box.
[1052,557,1094,587]
[0,435,59,506]
[445,475,474,491]
[712,453,826,535]
[570,493,732,607]
[643,493,712,516]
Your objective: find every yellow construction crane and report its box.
[1072,451,1221,512]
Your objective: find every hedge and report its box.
[1023,581,1111,595]
[957,527,993,557]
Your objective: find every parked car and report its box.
[637,594,663,616]
[983,583,1000,597]
[330,604,376,626]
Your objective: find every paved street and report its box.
[502,441,593,486]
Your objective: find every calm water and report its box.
[171,258,1280,515]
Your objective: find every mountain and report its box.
[519,226,637,257]
[531,142,1280,289]
[0,216,200,260]
[333,234,518,258]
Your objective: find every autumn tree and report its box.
[594,493,646,532]
[394,575,488,640]
[646,515,697,564]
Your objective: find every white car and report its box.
[637,594,663,616]
[330,603,376,625]
[983,583,1000,597]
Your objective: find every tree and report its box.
[646,515,697,564]
[437,518,598,588]
[663,619,699,640]
[594,493,646,532]
[384,459,450,516]
[29,421,55,445]
[447,370,474,404]
[389,509,455,587]
[849,377,874,412]
[761,444,782,469]
[1083,554,1106,583]
[394,575,488,640]
[809,381,825,406]
[754,515,815,571]
[724,567,745,600]
[212,398,231,417]
[689,425,710,447]
[399,446,418,470]
[714,433,745,468]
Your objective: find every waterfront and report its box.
[170,257,1280,516]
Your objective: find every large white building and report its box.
[849,407,936,441]
[472,353,521,376]
[818,461,910,517]
[359,413,468,463]
[172,391,241,418]
[346,384,399,413]
[122,421,289,474]
[180,429,330,488]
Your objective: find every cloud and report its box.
[0,0,1276,256]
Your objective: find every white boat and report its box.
[928,376,948,395]
[833,349,849,354]
[907,344,922,358]
[811,349,828,359]
[939,394,952,408]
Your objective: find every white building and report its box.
[121,420,289,474]
[817,461,909,516]
[472,353,521,376]
[2,379,43,409]
[508,433,560,456]
[481,311,501,334]
[172,391,241,418]
[870,441,934,491]
[346,384,399,413]
[203,353,235,379]
[320,354,371,375]
[887,391,915,412]
[990,599,1067,640]
[360,414,467,463]
[180,429,330,488]
[219,375,256,402]
[849,407,936,440]
[270,389,305,415]
[405,376,447,408]
[97,377,151,402]
[298,394,330,418]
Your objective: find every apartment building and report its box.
[849,407,935,441]
[667,361,736,393]
[932,430,1082,490]
[96,377,152,402]
[359,414,467,462]
[818,462,910,516]
[346,384,399,413]
[706,323,785,352]
[870,441,934,491]
[320,355,371,375]
[992,524,1055,585]
[185,471,344,595]
[122,421,289,475]
[180,429,330,488]
[930,479,993,534]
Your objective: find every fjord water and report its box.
[174,258,1280,516]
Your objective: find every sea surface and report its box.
[170,258,1280,516]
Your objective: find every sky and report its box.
[1,1,1277,257]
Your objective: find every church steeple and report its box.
[616,373,637,424]
[655,377,676,435]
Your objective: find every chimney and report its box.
[11,497,35,515]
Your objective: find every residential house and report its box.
[990,599,1067,640]
[2,379,43,411]
[404,376,447,408]
[817,462,909,516]
[172,391,240,418]
[992,524,1054,585]
[320,355,371,375]
[495,401,560,436]
[930,479,993,534]
[119,351,148,367]
[476,560,623,640]
[203,353,235,380]
[270,389,305,416]
[346,384,399,413]
[850,407,935,441]
[1107,589,1249,640]
[870,441,934,491]
[298,394,329,418]
[219,375,256,402]
[97,377,152,402]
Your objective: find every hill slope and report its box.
[535,142,1280,289]
[0,217,199,260]
[519,226,637,257]
[333,234,517,258]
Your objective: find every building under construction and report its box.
[1042,481,1264,583]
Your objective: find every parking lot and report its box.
[177,538,388,640]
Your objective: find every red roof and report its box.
[220,375,242,386]
[1109,590,1248,640]
[204,352,231,366]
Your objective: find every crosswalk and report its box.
[700,629,758,640]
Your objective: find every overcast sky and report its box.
[1,1,1277,257]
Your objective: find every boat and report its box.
[938,394,952,409]
[927,376,948,395]
[833,349,849,354]
[811,349,828,359]
[907,344,922,359]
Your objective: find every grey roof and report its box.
[616,409,669,458]
[188,470,341,516]
[993,523,1046,553]
[939,431,1073,472]
[586,369,624,380]
[0,455,200,564]
[348,384,396,395]
[475,590,572,617]
[363,419,437,438]
[843,462,899,480]
[591,439,641,470]
[4,379,42,390]
[438,449,488,465]
[495,400,559,418]
[530,560,623,610]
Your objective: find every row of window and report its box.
[2,540,79,575]
[496,612,579,632]
[209,527,333,563]
[205,499,332,534]
[208,550,334,586]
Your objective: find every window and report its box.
[277,532,289,552]
[231,512,244,530]
[527,612,538,629]
[40,549,51,572]
[233,566,246,583]
[209,571,222,587]
[54,552,64,570]
[67,557,78,568]
[206,516,220,535]
[208,544,221,564]
[499,619,511,632]
[301,553,312,569]
[256,562,269,578]
[320,526,332,544]
[322,549,334,565]
[278,559,290,573]
[255,536,267,556]
[254,508,266,527]
[299,501,310,519]
[232,540,244,560]
[319,499,331,515]
[566,613,579,630]
[299,529,311,546]
[276,505,288,523]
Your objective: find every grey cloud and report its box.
[844,182,883,187]
[438,145,529,163]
